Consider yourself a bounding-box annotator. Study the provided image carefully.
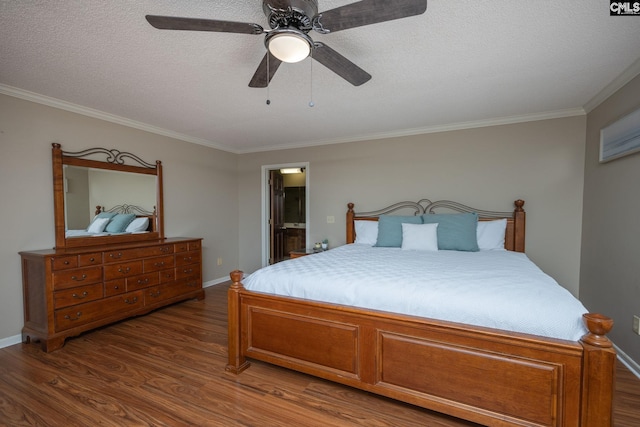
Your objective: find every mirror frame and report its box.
[52,143,164,249]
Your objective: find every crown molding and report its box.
[583,58,640,113]
[2,83,585,155]
[0,84,233,152]
[236,108,586,154]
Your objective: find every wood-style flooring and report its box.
[1,283,639,426]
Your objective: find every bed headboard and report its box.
[346,199,526,252]
[95,204,157,232]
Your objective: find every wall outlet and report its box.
[217,257,223,266]
[327,216,335,224]
[634,315,640,335]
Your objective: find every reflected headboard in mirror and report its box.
[52,143,164,249]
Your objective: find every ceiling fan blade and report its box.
[249,53,283,88]
[312,43,371,86]
[317,0,427,33]
[145,15,264,35]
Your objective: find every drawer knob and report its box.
[71,274,87,281]
[110,252,123,259]
[64,260,70,265]
[183,268,193,274]
[137,278,149,285]
[160,247,170,253]
[118,267,131,274]
[154,262,165,267]
[72,291,89,299]
[124,297,138,304]
[183,256,192,262]
[64,312,82,321]
[150,290,161,297]
[89,257,95,262]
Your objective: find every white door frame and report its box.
[261,162,310,267]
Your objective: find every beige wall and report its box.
[238,116,587,298]
[0,93,239,340]
[581,74,640,365]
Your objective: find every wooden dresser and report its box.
[20,237,204,352]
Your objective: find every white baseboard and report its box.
[614,343,640,380]
[203,277,229,288]
[0,334,22,349]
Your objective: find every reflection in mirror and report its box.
[64,166,156,230]
[52,143,164,249]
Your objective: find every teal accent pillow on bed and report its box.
[105,213,136,233]
[375,215,422,247]
[421,212,480,251]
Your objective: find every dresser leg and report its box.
[42,336,66,353]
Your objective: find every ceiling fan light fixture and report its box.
[266,29,313,63]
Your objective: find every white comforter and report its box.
[244,244,589,341]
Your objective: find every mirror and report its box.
[52,143,164,249]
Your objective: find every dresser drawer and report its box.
[176,263,201,281]
[143,255,174,273]
[104,261,143,281]
[104,279,126,297]
[145,282,186,305]
[159,268,176,283]
[175,250,201,267]
[55,291,144,331]
[104,245,174,263]
[78,252,102,266]
[51,255,78,271]
[54,283,103,309]
[174,240,201,253]
[52,266,103,290]
[126,272,160,291]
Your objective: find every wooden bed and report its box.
[226,199,615,427]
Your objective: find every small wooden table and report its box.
[289,248,325,259]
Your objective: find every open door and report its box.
[269,170,286,264]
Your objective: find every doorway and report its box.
[261,163,309,266]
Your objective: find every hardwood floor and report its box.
[1,283,639,426]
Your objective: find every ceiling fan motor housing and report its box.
[263,0,319,31]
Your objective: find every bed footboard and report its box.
[226,271,615,427]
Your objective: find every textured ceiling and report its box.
[1,1,640,153]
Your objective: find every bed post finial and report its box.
[514,199,525,212]
[581,313,613,348]
[226,270,250,374]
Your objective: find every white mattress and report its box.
[243,244,589,341]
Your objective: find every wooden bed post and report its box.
[580,313,616,426]
[513,199,526,252]
[346,203,355,244]
[226,270,250,374]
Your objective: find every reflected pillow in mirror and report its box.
[125,217,149,233]
[87,217,110,233]
[105,213,136,233]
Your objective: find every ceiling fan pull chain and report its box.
[309,48,314,108]
[266,53,271,105]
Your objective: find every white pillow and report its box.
[401,223,439,251]
[354,220,378,246]
[125,217,150,233]
[86,217,110,233]
[477,219,507,251]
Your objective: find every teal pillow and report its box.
[105,213,136,233]
[375,215,422,247]
[421,212,479,252]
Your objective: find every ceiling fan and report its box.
[146,0,427,88]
